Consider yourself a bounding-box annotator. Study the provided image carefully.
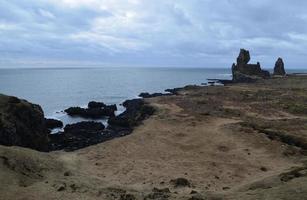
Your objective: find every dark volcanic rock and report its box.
[45,118,63,129]
[232,49,270,82]
[65,101,117,119]
[51,100,154,151]
[106,104,118,112]
[0,94,49,151]
[274,58,286,76]
[49,121,105,151]
[64,121,105,134]
[237,48,250,65]
[65,107,85,116]
[165,88,181,95]
[165,85,201,95]
[207,79,232,85]
[139,92,171,98]
[108,99,155,129]
[65,106,115,118]
[88,101,106,109]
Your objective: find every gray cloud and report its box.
[0,0,307,68]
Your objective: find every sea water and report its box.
[0,67,245,126]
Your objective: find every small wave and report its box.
[218,73,232,77]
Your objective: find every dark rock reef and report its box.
[232,49,270,82]
[50,99,154,151]
[65,106,115,118]
[88,101,106,109]
[0,94,49,151]
[65,101,117,119]
[274,57,286,76]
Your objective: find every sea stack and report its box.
[274,58,286,76]
[232,49,270,82]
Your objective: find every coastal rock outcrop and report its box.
[64,121,105,134]
[0,93,155,152]
[139,92,171,98]
[232,49,270,82]
[108,99,155,129]
[50,99,155,151]
[65,102,117,119]
[88,101,106,109]
[274,58,286,76]
[65,107,115,118]
[49,121,105,151]
[0,94,49,151]
[45,118,63,129]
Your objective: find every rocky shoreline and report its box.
[0,49,289,153]
[0,84,215,152]
[0,81,191,152]
[2,49,307,200]
[1,73,307,200]
[0,94,155,152]
[51,98,155,151]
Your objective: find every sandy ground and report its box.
[1,76,307,200]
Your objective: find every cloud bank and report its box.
[0,0,307,68]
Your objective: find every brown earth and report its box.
[1,75,307,200]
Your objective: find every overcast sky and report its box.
[0,0,307,68]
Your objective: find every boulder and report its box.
[0,94,49,151]
[45,118,63,129]
[274,58,286,76]
[232,49,270,82]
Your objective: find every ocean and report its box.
[0,67,304,126]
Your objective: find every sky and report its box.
[0,0,307,68]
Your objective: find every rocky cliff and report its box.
[0,94,49,151]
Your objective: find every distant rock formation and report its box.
[0,94,49,151]
[232,49,270,82]
[274,58,286,76]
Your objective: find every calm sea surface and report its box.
[0,67,304,126]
